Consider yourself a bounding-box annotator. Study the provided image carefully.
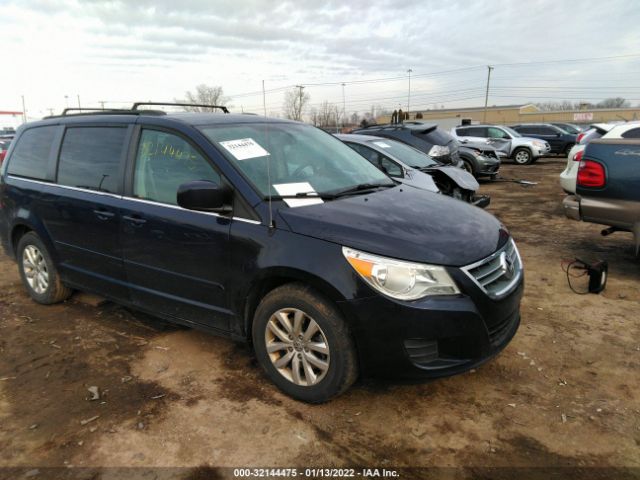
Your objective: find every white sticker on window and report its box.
[219,138,270,161]
[273,182,324,208]
[373,141,392,148]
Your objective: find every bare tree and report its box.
[283,88,310,121]
[177,84,228,112]
[536,98,630,111]
[596,97,631,108]
[535,101,579,111]
[317,101,339,127]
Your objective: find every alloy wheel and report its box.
[514,150,530,164]
[22,245,49,294]
[264,308,330,386]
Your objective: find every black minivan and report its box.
[0,106,524,402]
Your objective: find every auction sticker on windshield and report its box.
[219,138,270,160]
[273,182,324,208]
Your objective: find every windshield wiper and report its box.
[324,182,394,199]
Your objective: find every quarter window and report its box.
[133,129,220,205]
[7,126,57,180]
[58,127,127,194]
[621,128,640,139]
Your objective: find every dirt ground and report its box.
[0,157,639,478]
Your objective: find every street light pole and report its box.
[341,83,346,130]
[262,80,267,117]
[483,65,494,123]
[407,68,413,119]
[295,85,305,121]
[21,95,27,123]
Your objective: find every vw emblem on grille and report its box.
[499,252,515,279]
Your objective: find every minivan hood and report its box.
[277,186,506,266]
[515,136,545,145]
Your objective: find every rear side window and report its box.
[466,127,487,137]
[621,128,640,139]
[133,129,220,205]
[57,127,127,194]
[7,126,57,179]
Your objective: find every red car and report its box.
[0,139,11,165]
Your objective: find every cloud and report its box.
[1,0,640,116]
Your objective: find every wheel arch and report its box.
[9,218,58,263]
[241,267,350,340]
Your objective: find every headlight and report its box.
[342,247,460,300]
[532,141,544,147]
[428,145,450,157]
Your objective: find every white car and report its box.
[451,124,551,165]
[559,122,639,193]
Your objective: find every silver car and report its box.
[451,124,551,165]
[337,134,489,208]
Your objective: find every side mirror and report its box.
[177,180,232,214]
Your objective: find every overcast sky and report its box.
[2,0,640,120]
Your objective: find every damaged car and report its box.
[337,134,490,208]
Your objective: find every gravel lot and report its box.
[0,157,638,478]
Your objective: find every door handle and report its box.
[123,214,147,226]
[93,208,115,220]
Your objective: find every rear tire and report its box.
[513,148,533,165]
[252,283,358,403]
[564,143,575,157]
[17,232,72,304]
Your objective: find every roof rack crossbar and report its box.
[61,107,130,115]
[132,102,230,114]
[44,108,167,119]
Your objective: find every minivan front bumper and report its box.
[339,274,524,379]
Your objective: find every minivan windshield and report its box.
[202,122,393,197]
[366,138,439,168]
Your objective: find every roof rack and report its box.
[44,108,167,119]
[132,102,230,114]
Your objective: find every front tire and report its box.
[252,283,358,403]
[17,232,72,304]
[513,148,533,165]
[461,160,475,176]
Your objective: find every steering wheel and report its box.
[291,162,318,180]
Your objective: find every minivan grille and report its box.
[461,239,522,299]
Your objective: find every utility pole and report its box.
[64,95,69,108]
[21,95,27,123]
[77,94,81,109]
[295,85,305,121]
[262,80,267,117]
[407,68,413,119]
[483,65,494,123]
[99,101,105,110]
[341,83,346,130]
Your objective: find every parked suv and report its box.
[351,122,464,168]
[550,123,583,135]
[559,123,617,193]
[0,105,523,403]
[452,124,551,165]
[510,123,577,156]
